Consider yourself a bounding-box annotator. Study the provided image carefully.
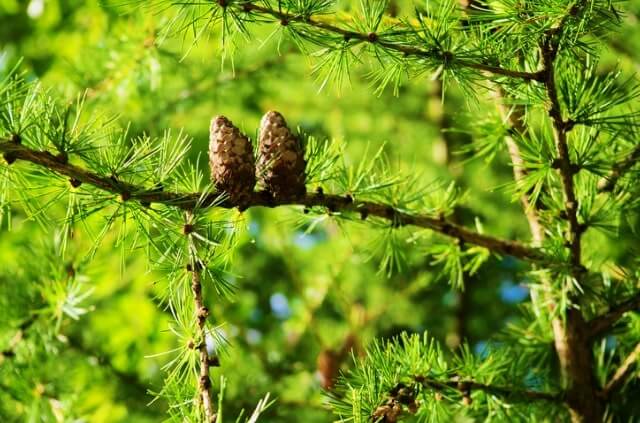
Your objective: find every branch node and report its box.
[10,133,21,144]
[187,261,203,273]
[69,178,82,188]
[208,355,221,367]
[577,223,588,234]
[3,153,17,165]
[199,375,211,390]
[442,51,454,64]
[569,163,581,175]
[197,306,209,320]
[56,152,68,164]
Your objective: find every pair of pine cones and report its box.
[209,111,306,206]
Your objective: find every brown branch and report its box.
[375,377,563,421]
[185,211,216,422]
[489,2,604,420]
[499,77,591,423]
[498,89,591,423]
[588,291,640,340]
[601,342,640,398]
[414,376,565,404]
[597,143,640,193]
[0,140,543,262]
[537,4,603,420]
[239,2,544,82]
[542,42,582,271]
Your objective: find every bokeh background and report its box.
[1,0,639,421]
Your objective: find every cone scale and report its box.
[257,111,306,200]
[209,115,256,206]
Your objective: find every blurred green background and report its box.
[1,0,639,421]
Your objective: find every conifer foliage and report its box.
[1,0,640,422]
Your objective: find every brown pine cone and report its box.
[209,115,256,206]
[257,111,306,200]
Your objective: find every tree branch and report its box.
[499,68,595,423]
[0,139,543,262]
[601,342,640,398]
[239,2,544,82]
[542,40,582,271]
[588,291,640,340]
[414,376,565,404]
[537,4,604,420]
[597,143,640,193]
[374,376,564,421]
[186,210,217,423]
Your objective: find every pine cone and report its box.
[257,111,306,200]
[209,115,256,206]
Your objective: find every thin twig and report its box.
[588,291,640,340]
[239,2,544,82]
[601,342,640,398]
[414,376,565,404]
[0,140,543,262]
[375,376,564,421]
[542,37,583,271]
[186,210,216,422]
[597,143,640,192]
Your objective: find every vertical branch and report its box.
[500,103,546,246]
[538,18,603,422]
[185,211,217,422]
[489,5,602,417]
[497,96,588,417]
[542,43,582,270]
[501,94,600,423]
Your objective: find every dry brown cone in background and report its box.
[257,111,306,200]
[209,115,256,207]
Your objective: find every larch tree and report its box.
[1,1,639,422]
